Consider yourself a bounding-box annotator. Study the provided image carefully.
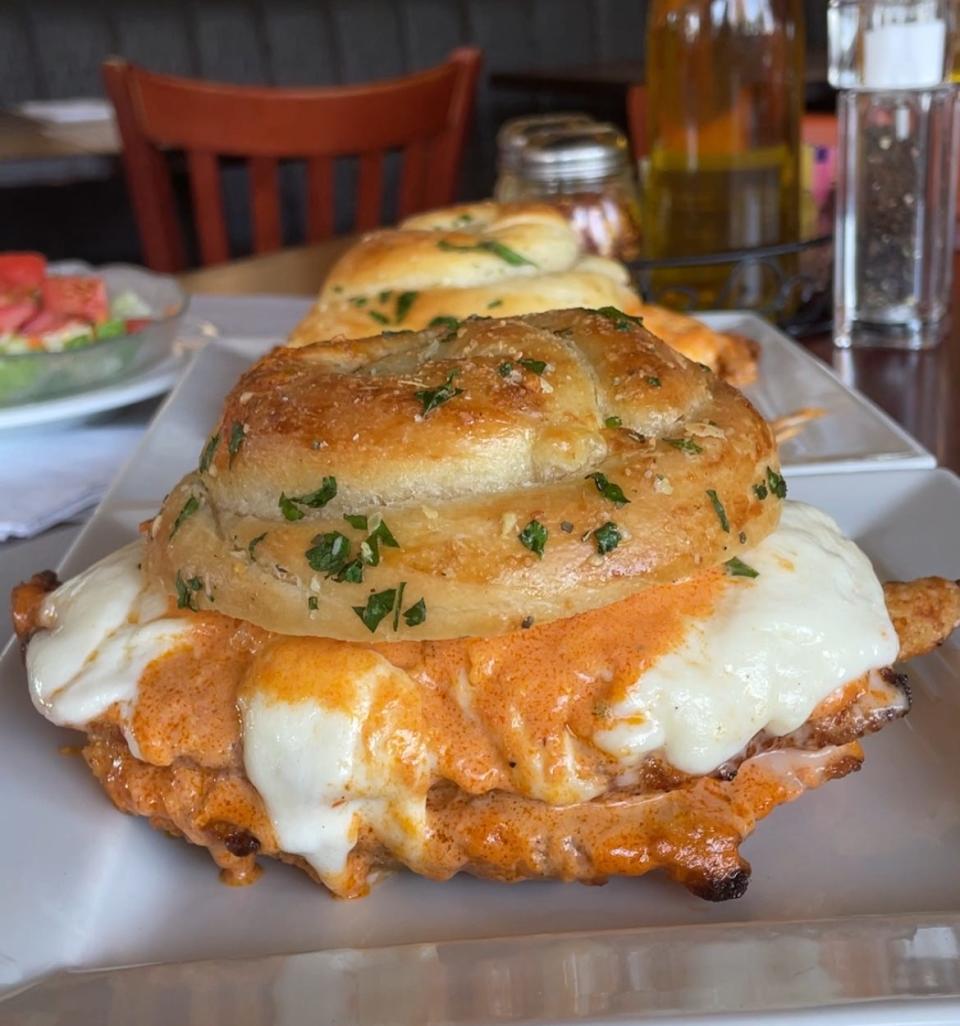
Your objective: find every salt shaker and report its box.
[829,0,959,349]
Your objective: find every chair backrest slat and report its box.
[306,156,335,243]
[397,139,428,220]
[103,49,482,270]
[186,150,230,265]
[355,151,384,232]
[249,156,282,254]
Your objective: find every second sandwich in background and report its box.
[288,201,759,386]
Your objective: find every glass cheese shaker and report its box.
[509,122,643,261]
[494,112,596,203]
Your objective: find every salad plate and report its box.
[0,257,185,406]
[0,349,187,431]
[0,341,957,1024]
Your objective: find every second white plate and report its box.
[703,311,935,474]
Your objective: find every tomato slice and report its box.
[123,318,151,334]
[0,299,38,333]
[0,252,46,291]
[41,276,109,324]
[21,309,75,335]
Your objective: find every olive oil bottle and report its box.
[643,0,805,309]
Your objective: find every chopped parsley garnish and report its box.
[585,471,630,507]
[175,571,204,611]
[279,493,304,521]
[591,521,622,554]
[308,596,319,611]
[518,519,548,558]
[353,588,398,633]
[248,532,267,559]
[766,466,787,499]
[227,421,246,466]
[199,432,220,473]
[335,558,365,583]
[665,437,703,455]
[378,290,393,303]
[391,582,406,630]
[753,482,769,500]
[645,375,661,388]
[403,597,427,627]
[498,362,514,377]
[280,476,338,520]
[349,296,367,307]
[706,489,730,532]
[725,556,759,579]
[429,315,460,337]
[596,306,643,332]
[738,531,747,544]
[487,298,503,309]
[560,520,574,533]
[170,495,199,538]
[395,291,418,323]
[343,513,368,530]
[360,519,400,566]
[305,532,351,574]
[369,310,389,326]
[415,370,464,416]
[604,416,622,428]
[452,212,474,226]
[297,477,338,507]
[437,238,536,267]
[517,357,547,375]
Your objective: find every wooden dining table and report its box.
[181,238,960,476]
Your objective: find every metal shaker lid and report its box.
[516,123,632,183]
[497,112,596,172]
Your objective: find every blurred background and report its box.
[0,0,829,265]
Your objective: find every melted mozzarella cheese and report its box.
[593,502,899,775]
[26,542,192,754]
[22,502,899,885]
[239,639,431,890]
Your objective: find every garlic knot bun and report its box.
[146,309,781,641]
[288,202,642,347]
[288,201,758,385]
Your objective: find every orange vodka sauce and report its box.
[119,567,727,802]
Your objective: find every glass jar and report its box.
[507,123,643,261]
[643,0,805,307]
[494,113,596,203]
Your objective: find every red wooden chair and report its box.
[103,50,482,272]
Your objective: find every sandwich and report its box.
[13,310,960,900]
[288,202,759,386]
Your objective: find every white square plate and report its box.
[1,343,957,1025]
[702,311,935,474]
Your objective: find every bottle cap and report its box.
[496,113,596,173]
[516,123,631,185]
[829,0,949,90]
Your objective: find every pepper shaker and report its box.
[829,0,959,349]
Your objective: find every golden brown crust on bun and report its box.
[287,201,758,384]
[145,308,781,641]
